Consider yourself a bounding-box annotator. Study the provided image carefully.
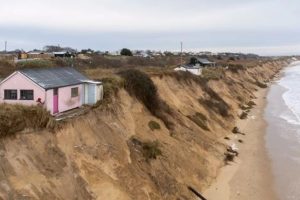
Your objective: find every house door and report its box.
[53,88,59,114]
[88,84,96,104]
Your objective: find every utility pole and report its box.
[180,41,183,66]
[4,41,7,52]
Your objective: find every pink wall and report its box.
[0,72,46,106]
[46,84,83,114]
[0,72,84,115]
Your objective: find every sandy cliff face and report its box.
[0,60,288,200]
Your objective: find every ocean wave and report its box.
[278,64,300,126]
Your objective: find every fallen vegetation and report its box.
[119,69,174,129]
[0,104,57,137]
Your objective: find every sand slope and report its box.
[0,60,289,199]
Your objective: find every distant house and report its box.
[54,52,75,58]
[191,57,216,67]
[0,67,103,115]
[174,64,202,76]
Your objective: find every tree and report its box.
[120,48,133,56]
[190,57,198,65]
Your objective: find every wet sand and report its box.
[204,88,278,200]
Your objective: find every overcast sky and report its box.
[0,0,300,55]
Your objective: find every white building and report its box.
[174,64,202,76]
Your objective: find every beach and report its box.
[204,81,280,200]
[265,61,300,200]
[205,61,300,200]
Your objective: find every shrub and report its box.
[224,152,235,164]
[120,48,133,56]
[187,112,209,131]
[240,111,248,119]
[247,100,256,108]
[148,120,161,131]
[232,126,240,134]
[0,104,56,137]
[142,140,162,161]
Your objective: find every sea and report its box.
[265,61,300,200]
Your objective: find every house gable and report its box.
[0,72,46,105]
[0,71,45,91]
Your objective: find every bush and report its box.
[247,100,256,108]
[240,111,248,119]
[187,112,209,131]
[0,104,56,137]
[120,48,133,56]
[232,126,240,134]
[224,152,235,163]
[142,140,162,161]
[148,120,161,131]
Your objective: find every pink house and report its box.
[0,67,103,115]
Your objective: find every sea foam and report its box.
[278,63,300,126]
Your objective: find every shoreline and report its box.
[204,81,280,199]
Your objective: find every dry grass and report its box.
[0,104,57,137]
[202,67,224,80]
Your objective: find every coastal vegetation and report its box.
[0,104,56,137]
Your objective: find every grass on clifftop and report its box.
[0,104,57,137]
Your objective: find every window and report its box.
[20,90,34,100]
[4,90,17,100]
[71,87,79,97]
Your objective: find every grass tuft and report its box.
[142,140,162,161]
[148,120,161,131]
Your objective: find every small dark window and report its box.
[53,88,58,95]
[71,87,79,97]
[20,90,34,100]
[4,90,17,100]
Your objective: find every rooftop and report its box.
[19,67,93,89]
[196,58,215,64]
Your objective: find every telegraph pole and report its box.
[180,41,183,66]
